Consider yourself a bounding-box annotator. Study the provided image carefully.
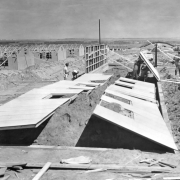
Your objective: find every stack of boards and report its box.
[93,77,177,150]
[0,73,112,130]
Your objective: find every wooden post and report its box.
[155,43,157,67]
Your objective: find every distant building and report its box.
[108,45,125,52]
[65,44,84,57]
[85,44,107,73]
[79,44,85,56]
[6,48,34,70]
[58,45,66,61]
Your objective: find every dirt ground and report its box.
[0,146,179,180]
[161,82,180,149]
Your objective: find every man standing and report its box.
[63,63,69,80]
[174,51,180,78]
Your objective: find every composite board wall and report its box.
[66,44,84,57]
[85,44,107,73]
[7,48,35,70]
[58,46,67,61]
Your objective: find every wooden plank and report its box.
[0,99,69,109]
[0,78,100,130]
[107,84,156,103]
[0,113,54,130]
[0,98,69,130]
[114,81,155,94]
[100,96,167,129]
[0,108,60,116]
[25,163,171,172]
[28,145,110,151]
[101,95,162,119]
[119,77,155,88]
[93,105,177,150]
[110,84,155,99]
[105,89,158,108]
[41,81,96,90]
[140,51,160,81]
[16,88,82,100]
[75,73,112,82]
[105,89,161,117]
[32,162,51,180]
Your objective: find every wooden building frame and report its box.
[85,44,107,73]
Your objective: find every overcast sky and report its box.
[0,0,180,39]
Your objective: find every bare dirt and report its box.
[0,146,179,180]
[161,82,180,149]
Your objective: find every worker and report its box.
[132,60,139,79]
[132,56,143,80]
[72,69,79,80]
[173,51,180,78]
[63,63,69,80]
[138,62,149,81]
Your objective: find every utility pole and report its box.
[155,43,157,67]
[99,19,101,44]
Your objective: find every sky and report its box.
[0,0,180,39]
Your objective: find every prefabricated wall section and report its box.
[7,48,34,70]
[58,46,66,61]
[79,44,85,56]
[17,48,35,70]
[7,52,18,70]
[50,51,58,61]
[85,44,107,73]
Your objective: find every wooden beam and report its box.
[32,162,51,180]
[26,163,171,172]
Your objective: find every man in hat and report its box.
[174,51,180,78]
